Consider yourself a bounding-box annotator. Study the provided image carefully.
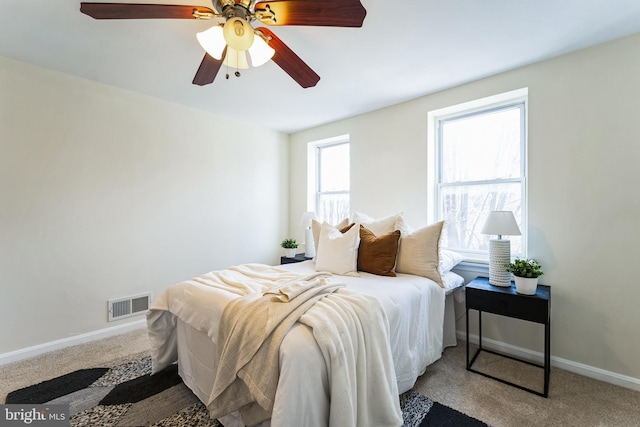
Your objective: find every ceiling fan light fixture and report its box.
[80,0,368,87]
[223,47,250,69]
[248,33,275,67]
[196,25,225,60]
[223,17,254,51]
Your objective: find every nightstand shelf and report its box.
[465,276,551,397]
[280,253,312,264]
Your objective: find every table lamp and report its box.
[481,211,521,287]
[299,211,318,258]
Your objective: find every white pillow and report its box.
[440,249,464,273]
[395,221,444,288]
[394,214,413,235]
[353,211,403,236]
[311,218,350,254]
[315,222,360,276]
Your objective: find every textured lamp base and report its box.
[489,239,511,287]
[304,227,315,258]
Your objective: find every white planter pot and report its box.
[284,248,297,258]
[514,276,538,295]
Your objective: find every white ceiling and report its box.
[2,0,640,133]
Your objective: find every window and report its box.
[428,89,527,261]
[307,136,350,224]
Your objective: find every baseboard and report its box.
[458,330,640,392]
[0,320,147,366]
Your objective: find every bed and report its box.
[147,260,463,427]
[147,213,464,427]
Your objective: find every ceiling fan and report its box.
[79,0,367,88]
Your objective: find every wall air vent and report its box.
[108,292,152,322]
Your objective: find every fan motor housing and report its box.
[214,0,253,20]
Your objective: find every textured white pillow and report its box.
[395,221,444,287]
[315,222,360,276]
[311,218,350,254]
[353,211,403,236]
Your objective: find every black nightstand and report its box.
[280,253,312,264]
[465,276,551,397]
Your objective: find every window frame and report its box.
[306,135,350,223]
[427,88,528,262]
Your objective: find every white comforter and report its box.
[147,261,447,427]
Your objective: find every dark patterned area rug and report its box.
[5,353,489,426]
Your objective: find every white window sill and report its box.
[452,260,489,275]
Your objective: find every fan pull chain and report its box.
[224,50,242,79]
[235,49,241,78]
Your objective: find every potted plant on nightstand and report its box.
[281,238,298,258]
[507,258,544,295]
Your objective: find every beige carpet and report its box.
[2,328,639,426]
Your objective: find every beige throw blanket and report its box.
[208,272,344,425]
[299,289,403,427]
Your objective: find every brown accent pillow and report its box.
[339,223,355,233]
[357,225,401,277]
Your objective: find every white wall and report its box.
[290,33,640,382]
[0,56,289,354]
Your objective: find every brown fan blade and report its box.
[80,3,214,19]
[258,27,319,88]
[254,0,366,27]
[192,50,225,86]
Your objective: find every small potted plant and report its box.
[281,238,298,258]
[507,258,544,295]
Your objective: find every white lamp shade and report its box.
[223,47,250,69]
[481,211,521,237]
[248,34,275,67]
[299,211,318,228]
[196,26,226,60]
[223,17,254,51]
